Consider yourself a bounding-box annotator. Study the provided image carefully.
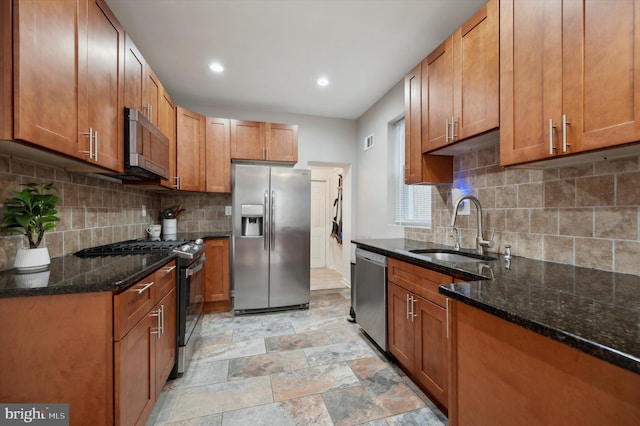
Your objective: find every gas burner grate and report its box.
[75,239,189,257]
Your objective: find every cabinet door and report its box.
[415,296,449,409]
[176,106,205,192]
[205,118,231,193]
[13,0,80,157]
[230,119,265,160]
[124,35,144,112]
[155,288,176,397]
[204,238,230,303]
[387,281,415,369]
[158,88,177,189]
[266,123,298,162]
[422,37,454,152]
[500,0,564,166]
[115,313,155,426]
[79,0,124,172]
[454,0,499,141]
[1,0,11,140]
[144,67,161,126]
[405,63,422,184]
[563,0,640,152]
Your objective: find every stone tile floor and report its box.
[147,288,447,425]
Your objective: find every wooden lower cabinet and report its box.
[203,237,231,312]
[0,292,114,426]
[115,265,177,426]
[450,301,640,425]
[387,258,452,411]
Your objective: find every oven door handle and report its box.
[185,256,206,277]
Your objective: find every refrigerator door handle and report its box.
[264,190,269,251]
[271,190,276,250]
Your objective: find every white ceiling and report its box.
[105,0,486,120]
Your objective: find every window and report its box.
[392,118,432,227]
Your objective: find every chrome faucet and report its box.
[450,194,494,255]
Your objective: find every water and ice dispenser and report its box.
[241,204,264,236]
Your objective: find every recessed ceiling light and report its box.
[317,77,330,87]
[209,62,224,73]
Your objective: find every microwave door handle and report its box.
[264,190,269,251]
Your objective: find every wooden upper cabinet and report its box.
[12,0,124,172]
[405,63,423,184]
[404,62,453,184]
[230,119,266,160]
[176,106,205,192]
[230,119,298,162]
[123,34,159,125]
[157,88,177,189]
[80,0,125,172]
[267,123,298,162]
[422,0,498,153]
[422,37,454,152]
[500,0,640,166]
[564,0,640,153]
[453,0,499,141]
[13,0,81,157]
[124,34,145,112]
[144,67,161,126]
[205,118,231,193]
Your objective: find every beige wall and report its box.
[407,138,640,275]
[0,154,231,271]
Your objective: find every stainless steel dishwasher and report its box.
[355,248,387,351]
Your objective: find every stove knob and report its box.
[181,244,190,251]
[195,238,203,245]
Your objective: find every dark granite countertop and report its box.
[0,231,231,299]
[353,238,640,375]
[0,252,177,298]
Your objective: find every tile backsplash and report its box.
[406,140,640,275]
[0,155,231,271]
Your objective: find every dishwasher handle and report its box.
[355,248,387,267]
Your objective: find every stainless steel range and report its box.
[75,238,206,377]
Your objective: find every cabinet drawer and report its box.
[155,261,176,303]
[114,273,156,341]
[388,258,452,307]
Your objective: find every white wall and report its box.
[354,80,405,240]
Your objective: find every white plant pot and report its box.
[14,247,51,272]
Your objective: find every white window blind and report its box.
[393,119,432,227]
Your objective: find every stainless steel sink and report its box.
[408,249,497,263]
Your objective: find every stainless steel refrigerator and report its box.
[232,164,311,312]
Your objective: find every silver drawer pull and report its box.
[133,281,154,294]
[162,265,176,274]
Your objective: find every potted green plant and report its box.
[1,182,60,272]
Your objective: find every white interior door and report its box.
[310,180,326,268]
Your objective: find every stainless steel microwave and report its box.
[123,107,169,180]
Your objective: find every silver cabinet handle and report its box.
[133,281,154,294]
[159,304,165,335]
[562,114,571,152]
[549,118,557,155]
[162,265,176,273]
[411,297,417,322]
[451,116,457,142]
[264,190,269,251]
[94,130,98,161]
[270,190,276,251]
